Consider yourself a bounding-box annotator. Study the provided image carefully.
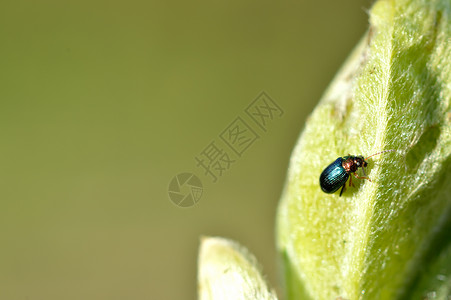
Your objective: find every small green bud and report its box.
[198,237,278,300]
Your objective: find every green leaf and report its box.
[276,0,451,299]
[198,236,278,300]
[409,236,451,299]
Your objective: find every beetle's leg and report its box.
[349,175,355,187]
[353,172,372,182]
[339,184,346,197]
[362,166,368,177]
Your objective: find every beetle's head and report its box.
[354,156,367,168]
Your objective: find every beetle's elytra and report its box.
[319,150,395,196]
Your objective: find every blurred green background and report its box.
[0,1,370,299]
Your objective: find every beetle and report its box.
[319,150,395,196]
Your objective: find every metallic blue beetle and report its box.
[319,150,394,196]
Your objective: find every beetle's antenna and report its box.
[365,149,396,160]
